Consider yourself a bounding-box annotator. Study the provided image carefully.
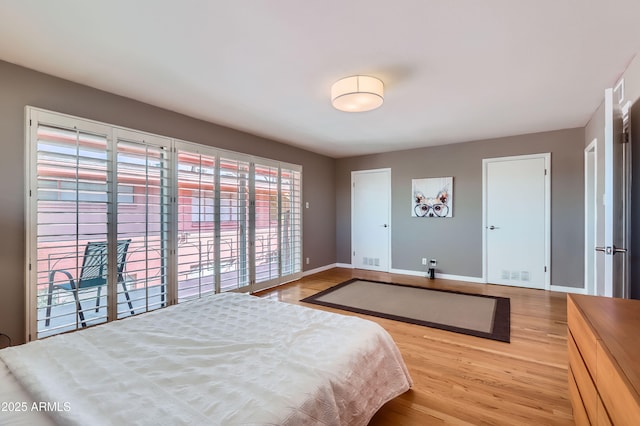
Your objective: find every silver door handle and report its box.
[488,226,500,230]
[595,246,627,255]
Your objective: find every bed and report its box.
[0,292,412,425]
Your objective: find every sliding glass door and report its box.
[115,129,171,317]
[252,161,303,292]
[219,155,251,292]
[30,112,111,337]
[27,108,302,340]
[176,148,217,302]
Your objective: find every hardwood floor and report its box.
[257,268,574,425]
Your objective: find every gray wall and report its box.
[337,128,585,287]
[0,60,337,344]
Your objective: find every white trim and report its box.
[388,268,425,277]
[351,168,392,273]
[309,265,581,291]
[550,285,587,295]
[389,268,485,283]
[303,264,340,276]
[436,273,486,284]
[482,153,551,290]
[25,107,36,342]
[584,139,598,295]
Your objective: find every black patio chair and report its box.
[45,239,134,328]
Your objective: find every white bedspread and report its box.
[0,293,411,425]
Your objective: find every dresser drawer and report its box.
[567,296,598,376]
[568,367,590,426]
[596,395,612,426]
[568,331,597,423]
[596,342,640,426]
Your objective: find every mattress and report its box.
[0,292,412,425]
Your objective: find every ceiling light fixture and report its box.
[331,75,384,112]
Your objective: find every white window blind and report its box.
[281,167,302,278]
[115,130,171,316]
[254,163,280,284]
[32,115,111,338]
[27,108,303,340]
[176,149,216,302]
[219,156,250,291]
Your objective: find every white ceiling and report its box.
[1,1,639,158]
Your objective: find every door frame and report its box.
[584,139,598,295]
[600,87,631,298]
[482,153,551,289]
[351,168,392,272]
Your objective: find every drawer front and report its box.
[568,367,591,426]
[568,332,597,423]
[567,296,598,376]
[597,395,612,426]
[596,342,640,426]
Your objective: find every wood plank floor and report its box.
[256,268,574,425]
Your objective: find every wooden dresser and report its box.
[567,294,640,425]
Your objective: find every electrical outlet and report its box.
[306,257,310,265]
[421,258,427,265]
[430,259,437,267]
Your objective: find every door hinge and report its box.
[544,266,547,272]
[353,251,355,256]
[544,169,547,176]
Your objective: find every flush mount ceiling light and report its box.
[331,75,384,112]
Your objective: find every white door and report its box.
[597,88,629,298]
[484,154,550,289]
[352,169,391,271]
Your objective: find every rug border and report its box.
[301,278,510,343]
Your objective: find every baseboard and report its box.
[549,285,587,294]
[305,265,588,294]
[303,263,342,276]
[389,268,485,284]
[436,273,486,284]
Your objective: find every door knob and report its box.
[595,246,628,255]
